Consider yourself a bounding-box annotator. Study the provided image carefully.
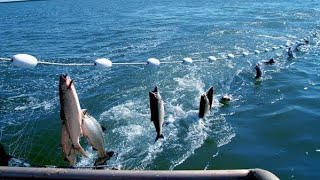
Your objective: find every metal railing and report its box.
[0,167,279,180]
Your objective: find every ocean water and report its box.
[0,0,320,179]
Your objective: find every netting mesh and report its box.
[0,30,319,169]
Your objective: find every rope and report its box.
[113,62,146,65]
[161,61,183,64]
[0,57,11,61]
[38,61,94,66]
[0,29,318,67]
[192,60,209,62]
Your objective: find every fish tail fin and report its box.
[106,151,115,158]
[94,157,108,166]
[74,145,88,158]
[155,134,164,142]
[94,151,114,166]
[64,147,77,166]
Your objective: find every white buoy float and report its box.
[279,45,285,49]
[147,58,160,66]
[264,48,270,52]
[254,50,260,54]
[272,46,278,50]
[208,56,217,61]
[285,42,292,47]
[242,52,249,56]
[94,58,112,69]
[182,57,193,64]
[227,53,235,59]
[12,54,38,68]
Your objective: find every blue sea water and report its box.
[0,0,320,179]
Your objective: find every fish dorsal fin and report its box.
[82,109,88,116]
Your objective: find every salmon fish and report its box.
[199,87,214,118]
[81,110,114,166]
[59,74,88,158]
[149,86,165,142]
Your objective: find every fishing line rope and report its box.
[0,30,318,69]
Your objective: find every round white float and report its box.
[94,58,112,69]
[264,48,269,52]
[242,52,249,56]
[272,46,278,50]
[183,57,193,64]
[285,42,292,47]
[147,58,160,66]
[12,54,38,68]
[208,56,217,61]
[254,50,260,54]
[227,53,235,59]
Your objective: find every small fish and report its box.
[59,74,88,158]
[294,40,309,52]
[220,95,231,105]
[81,110,113,166]
[254,65,262,79]
[199,87,214,118]
[149,86,165,142]
[263,58,275,65]
[288,47,295,58]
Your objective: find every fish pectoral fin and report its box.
[101,125,107,132]
[67,80,74,90]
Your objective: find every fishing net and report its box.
[0,12,319,169]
